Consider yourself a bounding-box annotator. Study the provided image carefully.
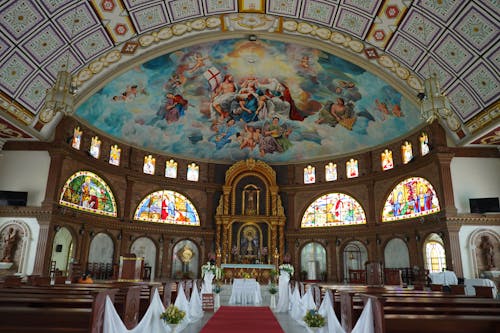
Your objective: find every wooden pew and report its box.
[0,288,117,333]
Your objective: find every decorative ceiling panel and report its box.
[447,82,483,121]
[301,0,337,26]
[0,0,497,149]
[203,0,237,15]
[0,116,33,139]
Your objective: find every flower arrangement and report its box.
[303,309,325,328]
[201,262,223,280]
[269,283,278,295]
[243,272,252,279]
[278,263,294,276]
[213,282,222,294]
[160,305,185,324]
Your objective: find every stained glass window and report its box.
[143,155,155,175]
[382,177,440,222]
[420,132,430,156]
[59,171,117,217]
[109,145,121,166]
[346,159,358,178]
[72,127,82,150]
[89,136,101,159]
[165,159,177,179]
[402,141,413,164]
[325,163,337,182]
[187,163,199,182]
[381,149,393,171]
[134,190,200,225]
[301,193,366,227]
[304,165,315,184]
[425,241,446,272]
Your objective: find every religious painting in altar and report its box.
[134,190,200,225]
[231,222,270,264]
[76,38,422,164]
[382,177,440,222]
[235,176,266,216]
[59,171,117,217]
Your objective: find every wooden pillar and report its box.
[436,153,457,216]
[122,177,135,221]
[41,150,66,209]
[33,218,52,275]
[279,224,285,262]
[446,223,463,277]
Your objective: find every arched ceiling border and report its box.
[73,15,423,111]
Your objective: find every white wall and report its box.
[0,151,50,206]
[450,157,500,213]
[459,225,500,279]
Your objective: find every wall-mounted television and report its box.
[0,191,28,206]
[469,197,500,213]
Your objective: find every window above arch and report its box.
[301,193,366,228]
[382,177,440,222]
[59,171,117,217]
[134,190,200,226]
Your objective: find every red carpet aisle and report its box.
[200,306,285,333]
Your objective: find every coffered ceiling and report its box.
[0,0,498,151]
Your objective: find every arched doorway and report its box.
[131,237,157,281]
[171,239,199,279]
[300,242,326,281]
[51,227,74,275]
[424,233,446,273]
[343,240,368,283]
[88,232,114,279]
[384,238,410,268]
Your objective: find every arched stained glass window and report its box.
[90,136,101,159]
[134,190,200,226]
[109,145,121,166]
[59,171,117,217]
[325,163,337,182]
[401,141,413,164]
[304,165,315,184]
[71,127,82,150]
[381,149,393,171]
[420,132,430,156]
[382,177,440,222]
[301,193,366,227]
[425,241,446,273]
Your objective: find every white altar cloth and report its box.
[428,270,458,286]
[229,278,262,305]
[464,278,498,296]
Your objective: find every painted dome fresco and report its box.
[77,38,421,164]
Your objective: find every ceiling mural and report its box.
[0,0,498,151]
[76,38,421,163]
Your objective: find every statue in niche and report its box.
[177,244,194,273]
[1,227,18,263]
[243,184,260,215]
[480,235,495,269]
[240,226,259,256]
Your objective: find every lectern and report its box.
[118,253,144,282]
[365,261,383,286]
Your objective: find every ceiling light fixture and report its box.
[39,7,78,124]
[419,14,461,132]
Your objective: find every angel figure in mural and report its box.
[259,117,292,156]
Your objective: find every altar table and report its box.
[428,270,458,286]
[229,278,262,305]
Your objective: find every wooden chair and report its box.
[430,284,443,291]
[450,284,466,295]
[473,285,495,298]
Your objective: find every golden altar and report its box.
[221,264,275,284]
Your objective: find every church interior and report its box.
[0,1,499,332]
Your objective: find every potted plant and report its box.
[160,304,185,332]
[213,281,222,309]
[269,283,278,309]
[303,309,326,332]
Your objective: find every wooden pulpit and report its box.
[118,253,144,282]
[365,261,383,286]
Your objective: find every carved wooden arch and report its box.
[215,159,286,264]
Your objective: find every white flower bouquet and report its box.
[201,262,223,280]
[278,263,294,276]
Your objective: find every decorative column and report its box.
[32,218,51,275]
[279,224,285,262]
[122,177,135,221]
[41,150,66,209]
[446,222,463,277]
[436,153,457,216]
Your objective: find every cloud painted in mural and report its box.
[76,38,422,164]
